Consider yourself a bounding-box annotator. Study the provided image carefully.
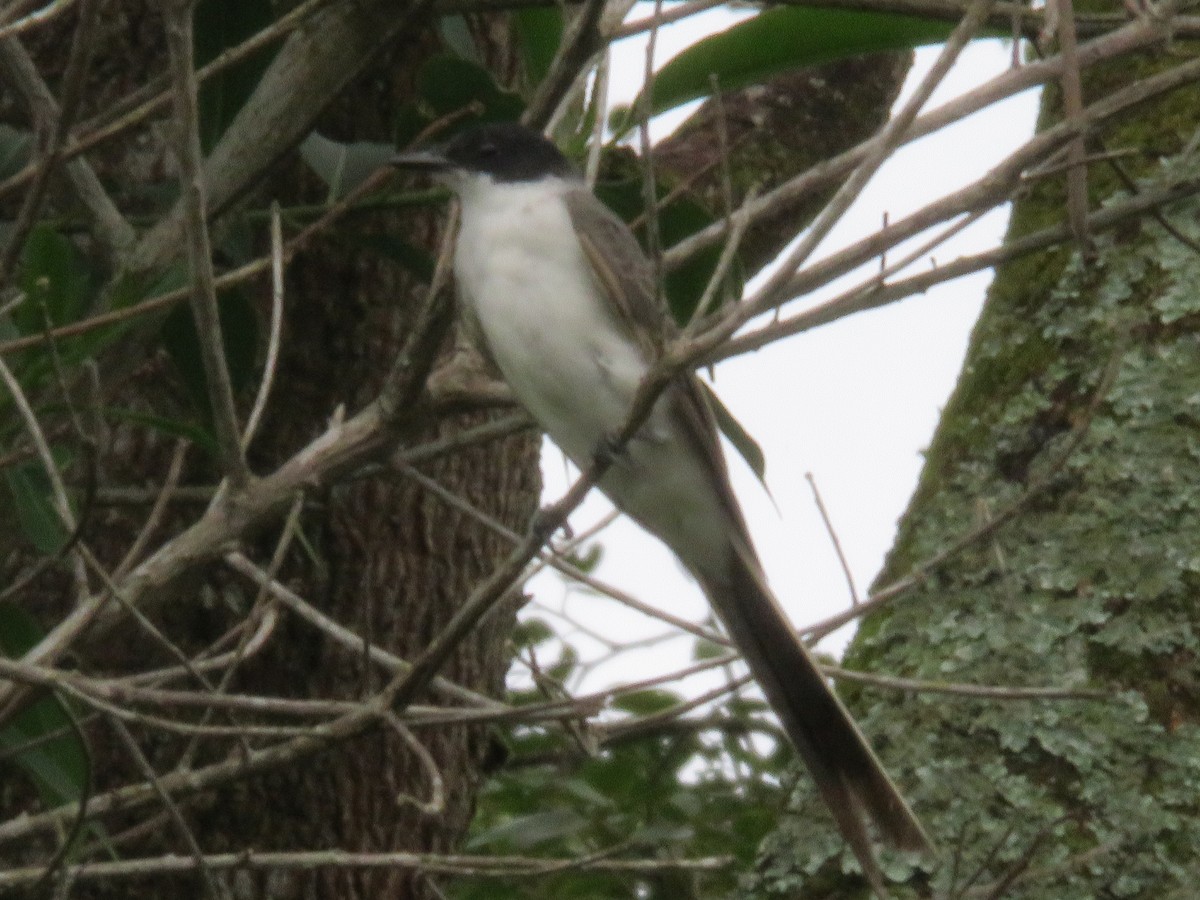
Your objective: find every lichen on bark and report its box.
[746,41,1200,900]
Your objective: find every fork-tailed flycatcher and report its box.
[392,122,930,890]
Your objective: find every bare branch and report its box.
[0,847,733,889]
[163,0,249,488]
[0,0,81,39]
[1056,0,1092,247]
[801,344,1125,642]
[663,15,1174,271]
[748,0,996,311]
[0,13,134,264]
[241,201,285,451]
[522,0,606,130]
[130,0,438,276]
[223,551,504,709]
[716,169,1200,360]
[805,472,861,606]
[107,717,229,900]
[821,665,1112,701]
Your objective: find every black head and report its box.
[393,123,576,183]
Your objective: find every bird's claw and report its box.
[531,503,575,543]
[593,432,626,468]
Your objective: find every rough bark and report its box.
[747,30,1200,900]
[656,52,913,277]
[0,5,536,900]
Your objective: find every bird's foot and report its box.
[592,432,627,469]
[530,502,575,544]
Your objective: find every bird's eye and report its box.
[478,141,497,157]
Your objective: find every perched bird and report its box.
[393,122,930,888]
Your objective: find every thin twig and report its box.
[397,463,727,646]
[637,0,665,304]
[0,848,733,888]
[801,342,1126,642]
[746,0,996,314]
[164,0,248,488]
[608,0,726,39]
[584,47,609,188]
[662,16,1173,272]
[522,0,606,130]
[0,354,76,529]
[804,472,860,605]
[0,0,80,39]
[223,551,504,709]
[176,493,305,770]
[715,169,1200,363]
[0,0,101,279]
[821,664,1111,700]
[108,717,229,900]
[113,440,189,581]
[242,201,285,450]
[0,2,133,266]
[385,715,446,816]
[1056,0,1091,248]
[699,49,1200,361]
[0,168,399,358]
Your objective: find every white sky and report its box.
[523,17,1042,697]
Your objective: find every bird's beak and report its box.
[390,147,451,173]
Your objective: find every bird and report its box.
[392,121,931,890]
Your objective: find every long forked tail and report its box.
[699,544,931,893]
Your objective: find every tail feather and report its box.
[698,544,931,892]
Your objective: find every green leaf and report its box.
[5,464,69,555]
[299,133,395,201]
[511,617,555,651]
[702,382,766,482]
[513,7,564,86]
[18,225,93,334]
[393,56,525,149]
[437,14,479,61]
[467,808,588,849]
[194,0,276,153]
[693,636,729,660]
[417,55,524,123]
[624,8,959,132]
[0,603,90,810]
[612,688,681,716]
[564,542,602,574]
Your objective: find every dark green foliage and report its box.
[4,463,70,555]
[193,0,276,153]
[512,8,564,87]
[452,621,790,899]
[619,8,959,134]
[0,605,90,812]
[393,55,525,150]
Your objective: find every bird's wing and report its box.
[566,188,932,883]
[564,188,667,358]
[565,188,751,537]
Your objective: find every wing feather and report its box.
[565,188,750,539]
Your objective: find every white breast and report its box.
[453,176,650,466]
[451,174,734,576]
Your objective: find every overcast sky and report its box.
[524,18,1042,697]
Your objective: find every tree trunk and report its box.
[1,7,537,900]
[748,32,1200,900]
